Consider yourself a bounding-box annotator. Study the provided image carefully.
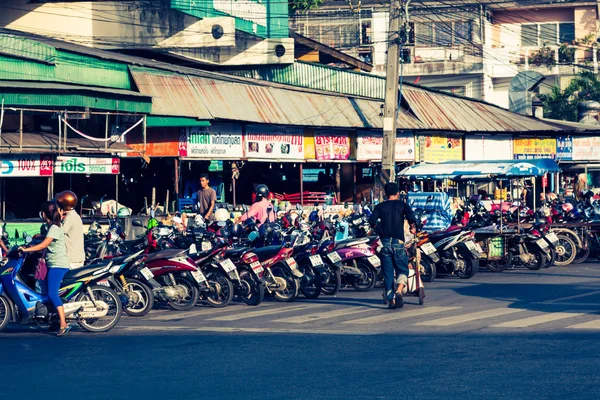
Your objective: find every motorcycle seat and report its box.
[63,259,115,281]
[334,237,369,250]
[145,249,187,263]
[252,245,284,261]
[429,226,464,241]
[225,247,251,259]
[122,237,147,253]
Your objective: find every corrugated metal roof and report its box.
[0,132,131,154]
[130,67,212,119]
[402,86,560,132]
[0,33,57,64]
[352,98,427,130]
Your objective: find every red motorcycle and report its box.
[252,245,301,302]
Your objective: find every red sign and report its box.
[542,175,548,188]
[39,155,53,176]
[314,133,350,161]
[111,158,120,174]
[178,128,188,157]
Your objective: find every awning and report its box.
[399,159,560,180]
[0,132,132,154]
[146,116,211,127]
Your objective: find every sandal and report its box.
[57,326,71,337]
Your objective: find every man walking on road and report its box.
[369,182,417,309]
[197,173,216,221]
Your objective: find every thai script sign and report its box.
[55,157,120,174]
[0,155,53,177]
[245,126,304,160]
[180,125,244,159]
[314,132,350,160]
[514,138,556,159]
[556,136,573,160]
[465,135,513,160]
[420,136,463,163]
[572,137,600,160]
[356,132,415,161]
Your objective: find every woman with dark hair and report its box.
[19,201,71,336]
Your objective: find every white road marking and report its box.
[490,312,584,328]
[415,308,525,327]
[342,306,461,325]
[273,307,373,324]
[566,319,600,330]
[120,326,383,335]
[145,306,256,321]
[538,289,600,304]
[209,304,326,321]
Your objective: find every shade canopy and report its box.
[399,159,560,180]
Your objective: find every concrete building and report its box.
[290,0,599,110]
[1,0,294,65]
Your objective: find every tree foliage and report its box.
[289,0,323,13]
[538,70,600,122]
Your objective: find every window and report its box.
[417,22,434,46]
[520,22,575,47]
[415,20,472,47]
[434,22,452,46]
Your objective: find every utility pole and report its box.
[380,0,410,188]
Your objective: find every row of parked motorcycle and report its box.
[1,193,596,334]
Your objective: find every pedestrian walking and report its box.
[368,182,417,309]
[197,173,216,221]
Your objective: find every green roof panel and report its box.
[146,116,211,127]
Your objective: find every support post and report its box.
[105,113,109,151]
[143,115,147,151]
[63,113,67,150]
[353,163,357,203]
[300,163,304,207]
[19,109,23,152]
[174,158,180,198]
[380,0,403,186]
[115,174,119,208]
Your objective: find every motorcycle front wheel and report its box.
[352,260,377,292]
[320,264,342,296]
[236,266,265,306]
[299,263,323,299]
[271,264,300,302]
[75,285,122,333]
[554,235,577,266]
[122,278,154,317]
[0,295,12,331]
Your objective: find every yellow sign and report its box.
[513,138,556,158]
[421,136,463,163]
[303,131,316,160]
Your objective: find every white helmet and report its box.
[194,214,206,228]
[214,208,229,226]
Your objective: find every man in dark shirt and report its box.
[197,173,216,220]
[368,182,417,309]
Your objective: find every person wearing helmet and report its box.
[240,184,276,226]
[55,190,85,270]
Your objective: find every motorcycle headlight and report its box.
[109,264,121,274]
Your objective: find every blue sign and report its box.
[556,136,573,160]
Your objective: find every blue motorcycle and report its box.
[0,241,128,333]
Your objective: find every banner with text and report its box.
[572,137,600,160]
[180,124,243,159]
[356,132,415,161]
[556,136,573,160]
[314,132,350,161]
[420,136,463,163]
[0,154,53,177]
[465,135,512,160]
[514,138,556,159]
[245,126,304,160]
[55,157,120,174]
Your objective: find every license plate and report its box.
[421,242,436,255]
[191,269,206,283]
[547,233,559,243]
[327,252,341,263]
[309,255,324,267]
[250,261,264,274]
[465,241,478,252]
[201,241,212,251]
[287,258,298,270]
[367,255,381,267]
[189,243,197,254]
[220,259,237,273]
[537,238,549,249]
[140,267,154,280]
[97,279,110,287]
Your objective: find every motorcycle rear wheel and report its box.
[75,285,122,333]
[321,265,342,296]
[203,268,234,308]
[554,235,577,266]
[236,266,264,306]
[299,264,323,299]
[123,278,154,317]
[573,236,590,264]
[420,257,437,282]
[543,247,556,268]
[352,260,377,291]
[0,295,11,331]
[456,248,479,279]
[485,252,512,272]
[524,249,545,270]
[167,275,199,311]
[271,265,300,302]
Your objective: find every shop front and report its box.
[555,136,600,197]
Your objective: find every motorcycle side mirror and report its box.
[14,229,19,239]
[25,235,33,244]
[344,202,349,209]
[131,219,144,228]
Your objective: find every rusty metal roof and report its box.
[402,86,560,132]
[130,67,212,119]
[0,132,131,154]
[351,98,427,130]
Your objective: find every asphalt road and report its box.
[2,264,600,399]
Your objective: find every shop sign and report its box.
[126,127,180,157]
[572,137,600,160]
[180,124,243,159]
[55,157,120,174]
[513,138,556,159]
[420,136,463,163]
[245,126,304,160]
[0,155,53,177]
[556,136,573,160]
[314,132,350,161]
[465,135,512,160]
[356,132,415,161]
